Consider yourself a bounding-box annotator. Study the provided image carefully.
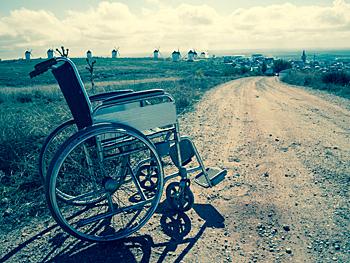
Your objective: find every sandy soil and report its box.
[1,77,349,262]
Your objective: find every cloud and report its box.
[0,1,349,59]
[177,4,219,25]
[144,0,160,5]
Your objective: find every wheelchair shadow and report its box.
[1,203,224,263]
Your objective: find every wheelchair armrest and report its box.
[102,89,165,105]
[89,90,134,102]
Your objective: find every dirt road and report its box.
[1,77,349,262]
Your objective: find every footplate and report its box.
[194,167,227,188]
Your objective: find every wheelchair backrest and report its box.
[52,62,93,130]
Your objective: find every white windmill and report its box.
[153,47,161,60]
[86,50,92,60]
[187,50,194,62]
[193,49,198,59]
[47,48,54,59]
[172,49,181,62]
[25,50,32,60]
[112,47,120,58]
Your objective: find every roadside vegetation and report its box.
[0,57,253,230]
[273,59,292,73]
[281,69,350,98]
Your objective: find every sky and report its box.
[0,0,349,59]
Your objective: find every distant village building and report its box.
[223,56,233,64]
[187,50,195,62]
[251,54,263,61]
[265,57,274,65]
[172,50,181,62]
[250,66,260,72]
[25,50,31,61]
[153,49,159,60]
[200,51,209,59]
[47,49,54,59]
[265,67,274,76]
[87,50,92,59]
[301,50,307,63]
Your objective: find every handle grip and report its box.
[34,58,57,70]
[29,58,57,78]
[29,67,48,78]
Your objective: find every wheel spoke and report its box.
[76,199,152,227]
[66,189,106,203]
[48,124,163,241]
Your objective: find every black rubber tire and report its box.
[45,123,164,242]
[38,119,76,184]
[166,181,194,212]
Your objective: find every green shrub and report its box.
[16,93,32,103]
[273,59,292,73]
[322,71,350,86]
[281,70,350,99]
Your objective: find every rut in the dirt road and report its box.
[1,77,349,263]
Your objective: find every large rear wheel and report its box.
[46,123,164,242]
[39,119,80,202]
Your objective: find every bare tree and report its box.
[86,58,96,92]
[56,46,69,57]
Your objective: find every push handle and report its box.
[34,58,57,70]
[29,58,57,78]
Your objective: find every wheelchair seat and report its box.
[51,60,167,131]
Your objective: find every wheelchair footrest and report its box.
[194,167,227,188]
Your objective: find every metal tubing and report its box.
[181,136,212,187]
[127,161,147,201]
[77,199,152,227]
[163,165,202,183]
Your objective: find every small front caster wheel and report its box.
[136,164,159,190]
[166,182,194,212]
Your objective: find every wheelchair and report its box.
[30,57,226,242]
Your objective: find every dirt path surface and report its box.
[1,77,349,262]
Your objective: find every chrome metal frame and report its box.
[45,56,213,190]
